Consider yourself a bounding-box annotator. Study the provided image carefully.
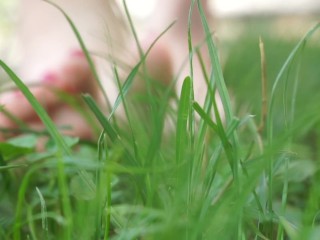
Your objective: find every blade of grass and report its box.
[186,4,197,222]
[83,94,148,202]
[0,164,27,171]
[43,0,110,108]
[0,61,71,154]
[176,76,192,238]
[277,53,304,239]
[82,94,120,144]
[268,23,320,130]
[193,102,234,172]
[13,166,43,240]
[278,216,298,239]
[0,61,96,239]
[35,187,48,238]
[109,21,175,119]
[95,132,106,239]
[176,76,191,164]
[266,22,320,215]
[196,0,240,189]
[186,4,197,189]
[27,206,38,240]
[98,133,112,240]
[187,0,196,81]
[122,0,143,57]
[196,0,233,123]
[112,65,140,163]
[258,37,267,133]
[121,0,156,113]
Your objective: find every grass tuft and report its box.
[1,2,320,239]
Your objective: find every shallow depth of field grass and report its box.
[1,1,320,239]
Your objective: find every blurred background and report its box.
[1,0,320,151]
[1,0,320,60]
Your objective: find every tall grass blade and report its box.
[35,187,48,236]
[109,62,140,118]
[109,22,175,119]
[0,61,98,240]
[43,0,110,107]
[0,164,27,171]
[83,94,118,142]
[0,61,71,155]
[176,76,191,164]
[187,0,196,81]
[193,102,234,171]
[83,94,139,168]
[196,0,240,184]
[196,0,233,123]
[122,0,143,57]
[268,23,320,131]
[266,22,320,214]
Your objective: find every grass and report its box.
[1,1,320,239]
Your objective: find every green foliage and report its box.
[1,1,320,239]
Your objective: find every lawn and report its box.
[1,1,320,239]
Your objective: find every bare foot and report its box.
[0,44,175,142]
[0,50,97,141]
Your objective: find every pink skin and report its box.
[0,0,212,143]
[0,45,174,142]
[0,51,97,141]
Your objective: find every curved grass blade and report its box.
[109,21,175,119]
[0,61,95,239]
[176,76,191,164]
[193,102,235,172]
[82,94,118,142]
[266,22,320,214]
[0,164,27,171]
[82,94,139,167]
[196,0,240,183]
[35,187,48,236]
[267,23,320,139]
[0,60,71,155]
[122,0,143,57]
[109,62,140,119]
[187,0,196,81]
[196,0,233,123]
[43,0,110,107]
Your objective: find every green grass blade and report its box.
[268,23,320,129]
[82,94,139,167]
[109,62,140,118]
[0,164,27,171]
[196,0,240,183]
[35,187,48,237]
[82,94,118,142]
[267,22,320,144]
[193,101,235,172]
[193,101,219,133]
[266,22,320,215]
[122,0,143,57]
[112,65,140,161]
[0,61,98,239]
[109,21,175,119]
[0,60,71,155]
[13,167,39,240]
[187,0,196,81]
[196,0,233,123]
[26,206,38,240]
[176,76,191,164]
[278,216,298,239]
[43,0,110,107]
